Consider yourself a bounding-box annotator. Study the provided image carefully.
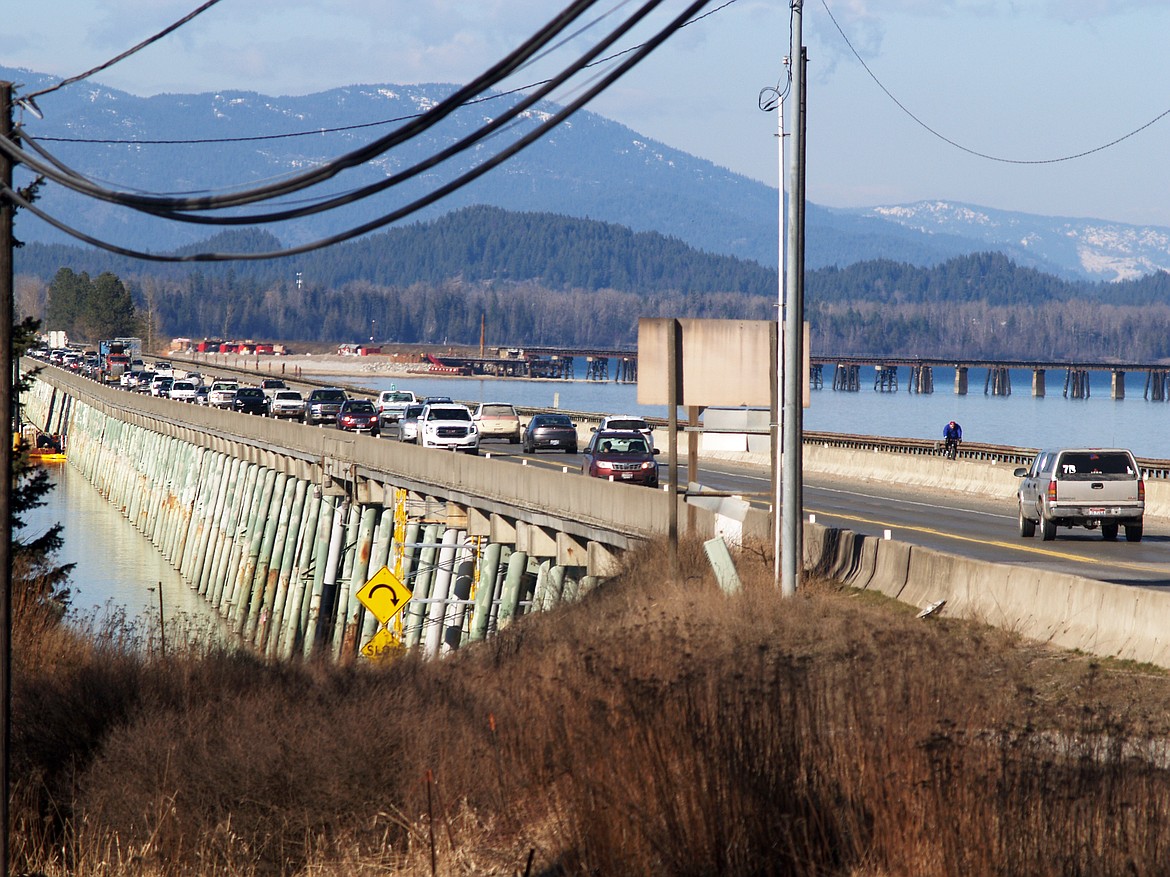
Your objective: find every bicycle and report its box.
[944,437,960,460]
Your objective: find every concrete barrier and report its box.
[804,522,1170,669]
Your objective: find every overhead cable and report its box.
[22,0,227,101]
[2,0,607,210]
[820,0,1170,164]
[30,0,739,148]
[0,0,716,263]
[30,0,677,227]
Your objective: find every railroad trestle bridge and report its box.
[811,357,1170,401]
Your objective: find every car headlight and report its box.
[641,462,655,470]
[595,460,614,470]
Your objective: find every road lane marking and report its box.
[807,507,1169,575]
[810,485,1012,519]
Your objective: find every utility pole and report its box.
[772,65,785,585]
[780,3,805,597]
[1,79,16,877]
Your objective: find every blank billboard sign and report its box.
[637,318,775,407]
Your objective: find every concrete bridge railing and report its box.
[22,365,748,665]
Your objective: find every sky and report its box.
[3,0,1170,227]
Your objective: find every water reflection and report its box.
[20,464,229,641]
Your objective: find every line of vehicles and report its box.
[27,348,665,487]
[28,349,1151,523]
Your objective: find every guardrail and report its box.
[801,431,1170,480]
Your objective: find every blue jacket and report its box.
[943,422,962,441]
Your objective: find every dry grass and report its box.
[10,538,1170,876]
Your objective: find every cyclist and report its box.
[942,420,963,459]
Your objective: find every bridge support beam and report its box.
[587,540,621,577]
[489,512,517,544]
[1032,368,1046,397]
[1112,370,1125,400]
[556,531,588,567]
[909,365,933,394]
[1064,368,1090,399]
[1146,369,1169,401]
[833,364,860,391]
[874,365,898,392]
[517,520,556,557]
[954,367,968,395]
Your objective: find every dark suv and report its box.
[582,430,659,487]
[305,388,348,425]
[232,387,268,416]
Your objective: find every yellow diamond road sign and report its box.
[357,566,412,625]
[361,627,401,660]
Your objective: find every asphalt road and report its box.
[473,440,1170,591]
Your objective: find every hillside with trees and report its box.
[14,206,1170,360]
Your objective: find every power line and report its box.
[29,0,740,148]
[2,0,611,212]
[40,1,675,228]
[2,0,717,263]
[9,0,667,227]
[819,0,1170,165]
[22,0,227,101]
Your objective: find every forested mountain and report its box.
[15,207,1170,361]
[7,64,1170,281]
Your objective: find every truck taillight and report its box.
[1139,479,1145,501]
[1047,480,1058,501]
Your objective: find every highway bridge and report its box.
[22,363,1170,668]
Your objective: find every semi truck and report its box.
[99,338,141,383]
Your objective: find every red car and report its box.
[336,399,380,436]
[582,430,659,487]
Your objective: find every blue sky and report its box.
[4,0,1170,227]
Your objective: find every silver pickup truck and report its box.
[1015,448,1144,542]
[208,380,239,409]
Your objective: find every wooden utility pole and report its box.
[1,79,16,877]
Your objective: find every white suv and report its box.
[419,404,479,454]
[595,414,654,445]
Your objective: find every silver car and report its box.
[394,404,424,443]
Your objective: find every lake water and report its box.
[21,465,228,638]
[339,365,1170,460]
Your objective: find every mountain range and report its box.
[4,64,1170,283]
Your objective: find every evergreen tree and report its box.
[44,269,138,342]
[44,267,90,336]
[12,318,73,619]
[82,272,138,340]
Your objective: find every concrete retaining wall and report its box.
[804,522,1170,668]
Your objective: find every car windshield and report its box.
[347,401,376,413]
[238,389,263,398]
[403,406,424,419]
[428,407,471,421]
[598,436,649,455]
[275,391,301,401]
[316,390,346,402]
[384,392,413,402]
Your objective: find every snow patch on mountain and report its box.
[856,201,1170,282]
